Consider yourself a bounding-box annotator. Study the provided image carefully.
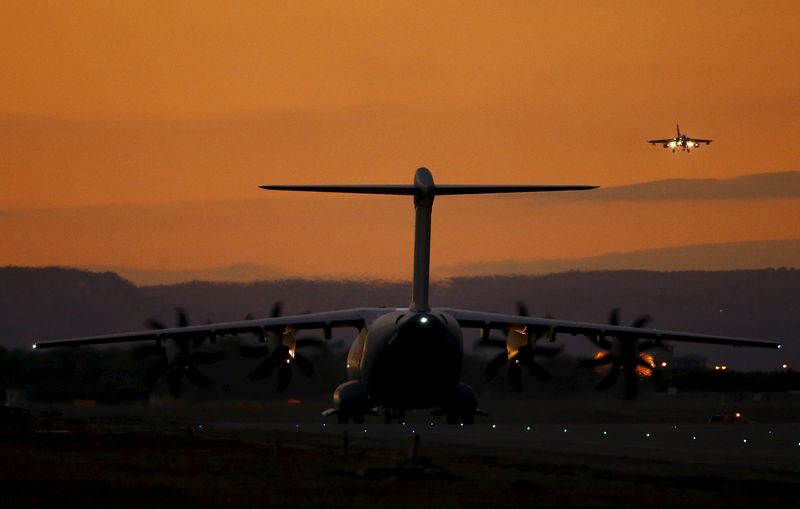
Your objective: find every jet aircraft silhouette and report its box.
[649,125,712,152]
[33,168,779,422]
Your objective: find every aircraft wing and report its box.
[686,137,712,144]
[647,138,673,145]
[437,308,781,349]
[32,308,393,349]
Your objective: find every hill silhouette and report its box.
[1,266,797,371]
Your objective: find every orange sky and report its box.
[1,1,799,280]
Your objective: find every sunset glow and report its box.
[1,1,798,281]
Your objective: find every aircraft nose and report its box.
[369,314,462,407]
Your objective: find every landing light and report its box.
[419,316,429,324]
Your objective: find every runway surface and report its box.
[201,420,800,471]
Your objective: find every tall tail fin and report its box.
[261,168,596,312]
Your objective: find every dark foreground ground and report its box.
[3,394,800,508]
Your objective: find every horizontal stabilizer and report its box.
[260,184,597,195]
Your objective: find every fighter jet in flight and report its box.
[649,125,712,152]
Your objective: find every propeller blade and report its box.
[166,369,182,398]
[624,368,639,399]
[632,314,652,329]
[638,339,668,352]
[191,350,224,365]
[637,357,655,372]
[174,337,191,355]
[608,308,620,327]
[145,318,167,330]
[277,364,292,391]
[515,301,529,317]
[596,364,620,391]
[239,344,270,358]
[293,353,315,378]
[271,301,284,318]
[176,308,189,328]
[581,352,612,368]
[144,358,168,389]
[524,360,552,382]
[247,358,277,380]
[508,363,523,392]
[185,364,213,389]
[485,352,508,381]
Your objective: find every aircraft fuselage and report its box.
[353,309,464,409]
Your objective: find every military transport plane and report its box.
[33,168,779,423]
[649,125,712,152]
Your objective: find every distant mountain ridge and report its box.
[72,239,800,285]
[571,171,800,201]
[440,239,800,277]
[83,262,286,286]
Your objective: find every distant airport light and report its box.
[781,363,789,369]
[660,361,668,368]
